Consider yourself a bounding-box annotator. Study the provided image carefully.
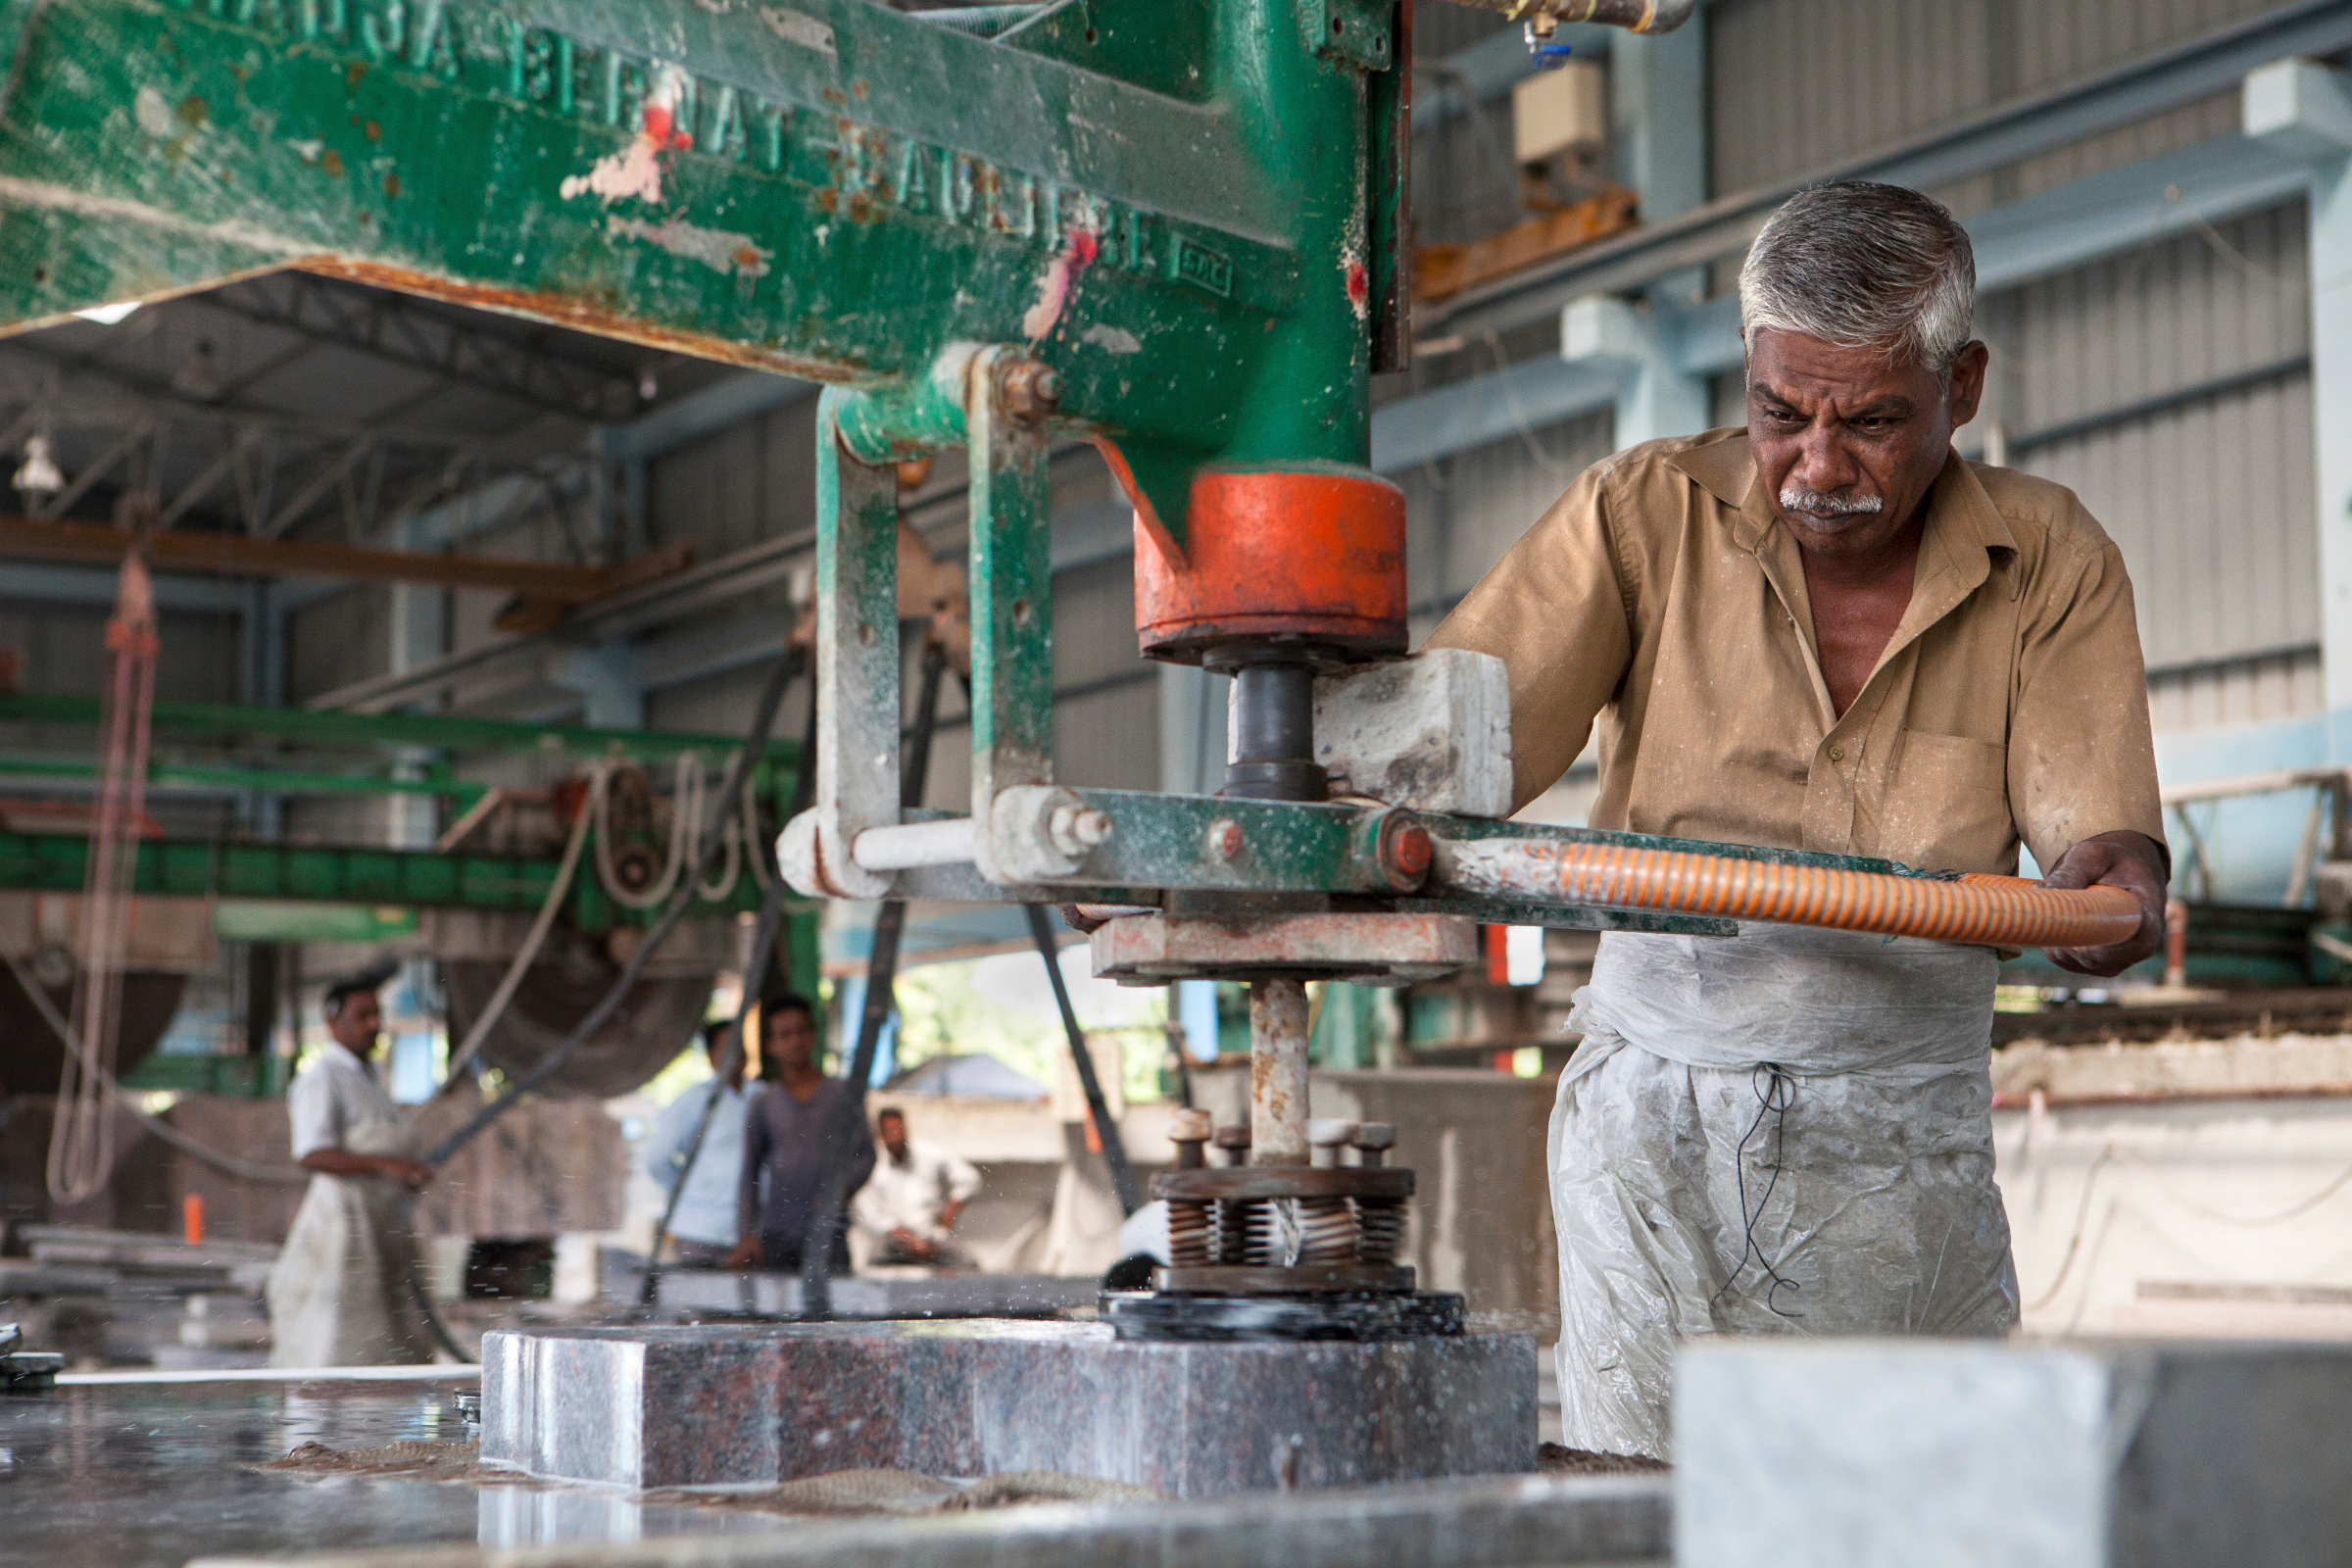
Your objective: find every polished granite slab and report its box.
[481,1318,1537,1498]
[0,1372,792,1566]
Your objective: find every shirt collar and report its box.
[1664,430,2018,571]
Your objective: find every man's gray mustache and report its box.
[1779,485,1885,515]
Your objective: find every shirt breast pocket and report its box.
[1897,731,2009,803]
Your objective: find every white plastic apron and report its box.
[265,1116,436,1368]
[1550,922,2019,1458]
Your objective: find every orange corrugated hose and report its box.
[1455,841,2142,950]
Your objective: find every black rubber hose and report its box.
[1026,901,1141,1216]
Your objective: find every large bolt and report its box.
[1211,1124,1260,1265]
[1307,1119,1361,1168]
[1205,817,1245,862]
[1003,361,1063,422]
[1166,1108,1214,1269]
[1374,812,1434,891]
[1168,1106,1213,1170]
[1352,1123,1396,1169]
[1048,802,1113,858]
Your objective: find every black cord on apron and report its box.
[1713,1061,1805,1320]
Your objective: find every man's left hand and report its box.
[2042,830,2169,977]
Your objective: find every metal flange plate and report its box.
[1152,1167,1414,1200]
[1103,1289,1464,1342]
[1091,910,1477,983]
[1152,1264,1419,1296]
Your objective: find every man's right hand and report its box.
[889,1227,938,1261]
[727,1236,762,1271]
[377,1156,434,1190]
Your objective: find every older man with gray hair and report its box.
[1426,180,2168,1458]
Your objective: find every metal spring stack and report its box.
[1297,1119,1361,1264]
[1353,1124,1402,1263]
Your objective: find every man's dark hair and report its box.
[876,1106,906,1125]
[762,993,816,1029]
[701,1020,733,1054]
[322,960,396,1020]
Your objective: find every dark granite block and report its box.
[481,1320,1535,1498]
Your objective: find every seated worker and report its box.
[266,964,437,1367]
[642,1020,757,1267]
[852,1106,982,1267]
[727,995,875,1272]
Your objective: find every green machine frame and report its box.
[0,0,1927,932]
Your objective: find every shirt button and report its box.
[1828,745,1845,762]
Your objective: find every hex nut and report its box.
[1168,1107,1214,1142]
[1352,1123,1396,1152]
[1002,361,1063,422]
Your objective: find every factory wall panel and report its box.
[0,600,242,705]
[644,660,805,743]
[1401,410,1617,625]
[1990,205,2318,726]
[1987,206,2308,437]
[2146,647,2325,734]
[1707,0,1998,201]
[2021,372,2315,682]
[646,394,822,563]
[1706,0,2266,211]
[287,585,391,705]
[1409,6,1518,249]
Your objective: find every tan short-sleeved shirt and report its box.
[1424,428,2165,877]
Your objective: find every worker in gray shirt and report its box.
[726,994,874,1273]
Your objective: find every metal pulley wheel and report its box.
[599,765,669,900]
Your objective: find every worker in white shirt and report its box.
[644,1020,757,1267]
[266,964,436,1367]
[852,1107,981,1267]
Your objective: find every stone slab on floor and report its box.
[1677,1338,2352,1568]
[480,1319,1535,1499]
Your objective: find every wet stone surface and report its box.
[481,1318,1538,1498]
[0,1376,794,1566]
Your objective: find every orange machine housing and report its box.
[1107,455,1408,662]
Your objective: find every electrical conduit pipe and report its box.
[1439,838,2143,950]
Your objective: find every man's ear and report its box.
[1945,340,1990,431]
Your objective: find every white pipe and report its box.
[851,816,978,871]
